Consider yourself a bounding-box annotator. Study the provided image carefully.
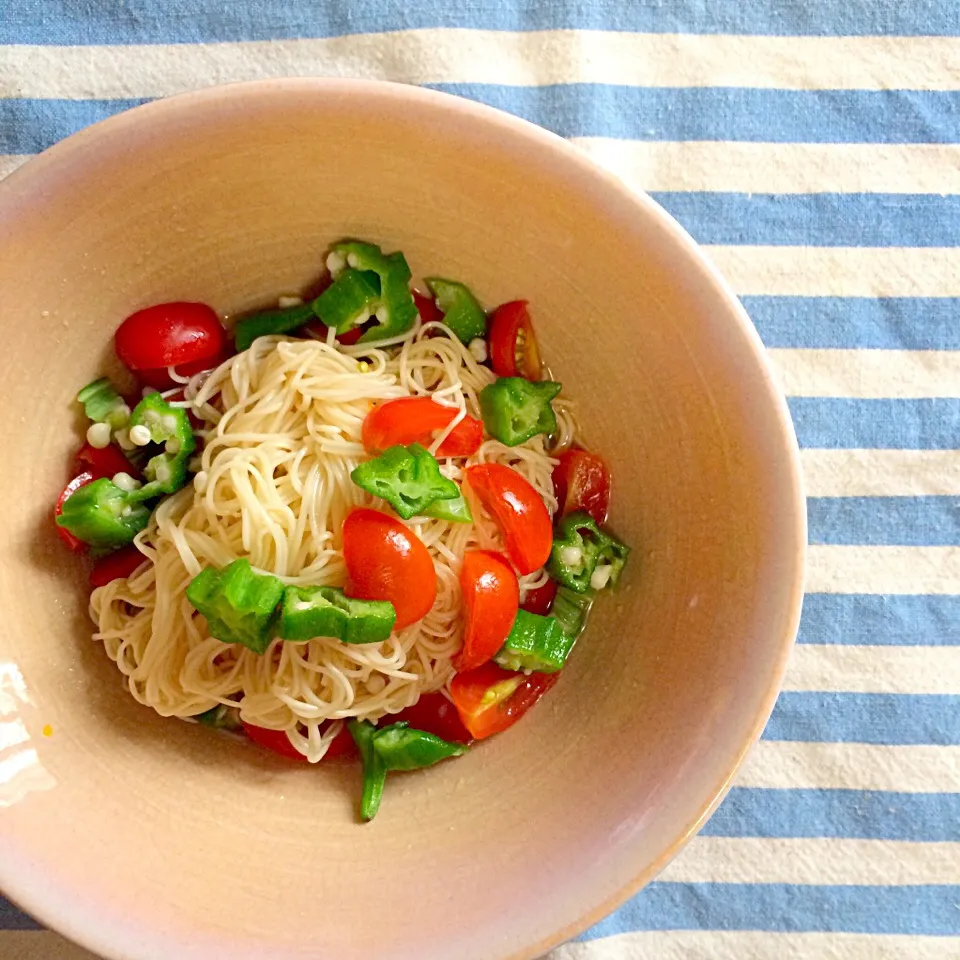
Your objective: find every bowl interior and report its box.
[0,80,804,960]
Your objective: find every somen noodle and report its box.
[91,322,574,761]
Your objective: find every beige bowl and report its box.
[0,79,805,960]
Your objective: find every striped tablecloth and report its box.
[2,3,958,958]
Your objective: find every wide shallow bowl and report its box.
[0,79,804,960]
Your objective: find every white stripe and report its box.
[769,349,960,400]
[807,545,960,596]
[802,449,960,497]
[3,33,960,100]
[738,741,960,792]
[574,138,960,195]
[550,930,960,960]
[707,247,960,298]
[660,836,959,885]
[783,645,960,696]
[0,155,29,179]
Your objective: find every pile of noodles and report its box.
[90,320,576,760]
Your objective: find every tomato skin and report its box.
[521,578,558,616]
[115,302,227,371]
[552,448,611,526]
[303,320,365,346]
[464,463,553,575]
[413,290,442,325]
[488,300,541,380]
[457,551,520,672]
[55,472,94,552]
[242,721,358,762]
[362,397,483,458]
[324,724,359,760]
[241,722,309,762]
[383,692,473,744]
[90,544,146,587]
[342,508,437,629]
[75,443,138,481]
[135,350,231,391]
[450,662,560,740]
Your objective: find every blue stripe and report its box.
[0,99,149,155]
[0,897,37,930]
[789,398,960,450]
[581,883,960,937]
[652,193,960,248]
[808,497,960,547]
[705,788,960,842]
[3,0,959,43]
[764,693,960,746]
[797,593,960,647]
[745,297,960,351]
[799,594,960,647]
[5,88,960,157]
[431,86,960,144]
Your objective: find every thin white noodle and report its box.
[90,329,565,762]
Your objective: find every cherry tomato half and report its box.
[75,442,138,481]
[342,508,437,629]
[413,290,443,325]
[383,692,472,744]
[135,351,231,392]
[302,319,366,346]
[90,544,147,587]
[55,472,93,552]
[324,723,359,760]
[464,463,553,576]
[488,300,541,380]
[457,550,519,672]
[552,448,611,526]
[241,721,309,762]
[521,578,558,616]
[450,662,560,740]
[115,302,227,372]
[362,397,483,458]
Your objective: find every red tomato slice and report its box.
[552,448,611,526]
[241,721,309,762]
[450,662,560,740]
[55,472,94,552]
[362,397,483,458]
[342,508,437,629]
[75,443,138,481]
[115,302,227,372]
[488,300,542,380]
[413,290,442,325]
[135,348,232,391]
[302,319,366,346]
[90,544,147,587]
[382,692,473,744]
[521,578,558,616]
[324,723,359,760]
[464,463,553,575]
[457,550,520,672]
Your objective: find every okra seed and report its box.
[112,472,141,493]
[468,338,488,363]
[128,425,152,446]
[85,422,112,448]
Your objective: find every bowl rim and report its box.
[0,76,807,960]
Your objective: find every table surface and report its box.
[2,2,958,958]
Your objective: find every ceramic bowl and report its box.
[0,79,805,960]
